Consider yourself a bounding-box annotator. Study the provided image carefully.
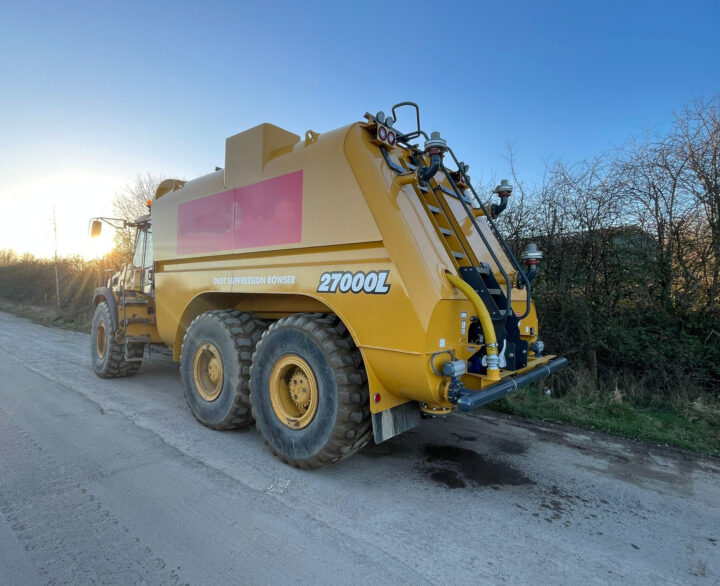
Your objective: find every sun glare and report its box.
[0,171,126,260]
[85,224,117,260]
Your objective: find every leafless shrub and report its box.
[111,172,166,259]
[498,96,720,402]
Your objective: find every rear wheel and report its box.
[250,313,371,468]
[91,301,143,378]
[181,310,266,430]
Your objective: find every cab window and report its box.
[132,230,145,268]
[143,229,153,269]
[142,229,154,293]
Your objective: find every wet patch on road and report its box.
[429,468,467,489]
[449,431,528,456]
[420,444,535,489]
[359,439,405,459]
[450,432,478,442]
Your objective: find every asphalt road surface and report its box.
[0,311,718,585]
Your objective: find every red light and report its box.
[373,393,381,403]
[377,126,387,141]
[387,131,396,146]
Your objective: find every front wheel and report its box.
[91,301,143,378]
[250,313,371,468]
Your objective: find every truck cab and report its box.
[112,215,154,296]
[90,215,161,378]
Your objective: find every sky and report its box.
[1,0,718,258]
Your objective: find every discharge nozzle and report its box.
[521,242,543,282]
[419,131,447,183]
[424,131,447,152]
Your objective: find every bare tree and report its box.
[51,205,61,310]
[617,132,694,310]
[676,97,720,310]
[494,143,535,256]
[111,172,166,259]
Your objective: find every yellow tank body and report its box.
[150,117,551,417]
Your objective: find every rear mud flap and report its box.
[372,401,422,444]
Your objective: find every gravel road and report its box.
[0,311,718,585]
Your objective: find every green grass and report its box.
[489,386,720,457]
[0,300,92,333]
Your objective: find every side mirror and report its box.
[90,220,103,238]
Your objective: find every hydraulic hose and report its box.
[526,264,537,283]
[446,272,500,381]
[419,153,442,183]
[491,196,509,217]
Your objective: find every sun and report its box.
[0,170,126,260]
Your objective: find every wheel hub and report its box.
[289,370,311,408]
[193,342,224,402]
[207,357,221,385]
[96,322,106,359]
[269,355,318,429]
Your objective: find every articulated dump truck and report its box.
[90,102,567,468]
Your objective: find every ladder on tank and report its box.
[410,176,511,327]
[414,159,534,371]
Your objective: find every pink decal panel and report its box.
[177,189,235,255]
[176,171,303,255]
[233,170,303,250]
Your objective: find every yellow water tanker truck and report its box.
[89,102,567,468]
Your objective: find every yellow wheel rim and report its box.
[269,354,318,430]
[96,322,107,359]
[193,342,224,402]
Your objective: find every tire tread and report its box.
[93,301,143,379]
[251,313,372,468]
[181,309,266,430]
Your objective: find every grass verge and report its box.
[489,386,720,457]
[0,300,92,333]
[1,298,718,457]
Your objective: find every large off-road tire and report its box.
[250,313,372,468]
[91,301,144,378]
[180,310,266,430]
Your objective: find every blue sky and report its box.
[1,0,718,256]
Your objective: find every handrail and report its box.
[390,102,429,143]
[442,146,533,320]
[376,103,533,319]
[437,165,514,317]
